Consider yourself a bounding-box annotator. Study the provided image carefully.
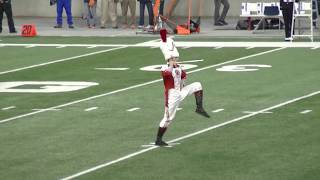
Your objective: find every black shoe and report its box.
[219,20,228,25]
[195,108,210,118]
[10,30,17,33]
[54,24,62,28]
[68,25,74,29]
[155,140,168,146]
[112,26,118,29]
[214,21,224,26]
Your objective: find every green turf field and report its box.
[0,36,319,180]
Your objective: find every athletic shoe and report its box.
[54,24,62,28]
[285,37,293,41]
[220,20,228,25]
[155,140,169,146]
[214,21,224,26]
[68,25,74,29]
[195,108,210,118]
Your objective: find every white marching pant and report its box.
[159,82,202,128]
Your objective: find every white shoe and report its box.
[285,37,293,41]
[145,25,154,29]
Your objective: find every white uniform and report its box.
[160,37,179,61]
[159,38,202,128]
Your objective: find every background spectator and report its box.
[121,0,136,29]
[101,0,118,28]
[84,0,98,28]
[54,0,74,28]
[138,0,153,29]
[0,0,16,33]
[213,0,229,26]
[159,0,164,15]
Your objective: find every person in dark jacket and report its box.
[0,0,16,33]
[280,0,298,41]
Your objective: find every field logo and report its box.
[216,64,272,72]
[0,81,99,93]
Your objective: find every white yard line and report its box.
[32,108,61,111]
[179,59,204,63]
[300,110,312,114]
[1,106,16,110]
[311,47,319,50]
[0,39,160,76]
[0,46,127,75]
[0,47,285,124]
[85,107,98,112]
[95,68,129,71]
[127,107,140,112]
[25,45,36,48]
[1,41,320,48]
[243,111,273,114]
[138,41,320,48]
[212,109,224,113]
[60,90,320,180]
[187,47,285,74]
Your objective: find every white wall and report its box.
[12,0,276,17]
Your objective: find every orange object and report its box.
[153,0,161,18]
[21,24,37,37]
[176,25,190,35]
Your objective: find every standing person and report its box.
[138,0,153,29]
[82,0,87,20]
[155,29,210,146]
[159,0,164,15]
[84,0,98,28]
[100,0,118,28]
[0,0,16,33]
[280,0,295,41]
[54,0,74,28]
[121,0,136,29]
[213,0,229,26]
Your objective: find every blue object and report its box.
[264,6,280,16]
[56,0,73,25]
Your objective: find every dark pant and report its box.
[159,0,164,15]
[214,0,230,23]
[139,0,154,26]
[282,2,294,38]
[56,0,73,25]
[0,2,16,32]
